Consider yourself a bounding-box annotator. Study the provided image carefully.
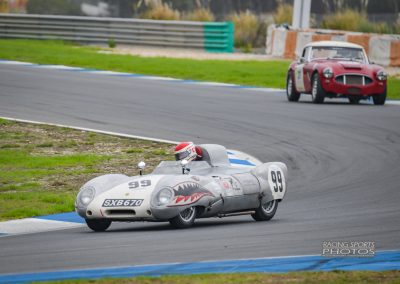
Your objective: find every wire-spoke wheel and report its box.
[373,87,387,105]
[252,200,278,221]
[286,72,301,102]
[169,206,197,228]
[311,74,326,104]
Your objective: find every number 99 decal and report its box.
[128,179,151,189]
[268,165,286,199]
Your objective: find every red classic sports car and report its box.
[286,41,387,105]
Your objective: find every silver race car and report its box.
[75,144,288,231]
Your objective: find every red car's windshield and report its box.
[310,46,366,63]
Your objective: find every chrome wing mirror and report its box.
[138,161,146,176]
[181,159,190,174]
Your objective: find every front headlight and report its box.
[322,67,334,79]
[376,70,387,81]
[156,187,174,206]
[78,186,96,206]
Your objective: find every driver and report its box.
[174,142,203,162]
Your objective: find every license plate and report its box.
[102,199,143,207]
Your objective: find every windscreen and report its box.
[152,161,211,175]
[311,46,366,63]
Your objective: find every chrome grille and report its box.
[335,75,373,86]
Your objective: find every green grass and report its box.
[389,78,400,99]
[42,270,400,284]
[0,149,105,168]
[0,148,108,219]
[0,119,173,221]
[125,148,144,153]
[1,191,75,220]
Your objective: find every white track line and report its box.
[0,218,83,235]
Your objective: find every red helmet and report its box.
[174,142,201,162]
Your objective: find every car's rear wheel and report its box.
[169,206,197,228]
[252,200,278,221]
[373,87,386,105]
[348,97,361,104]
[86,219,112,232]
[311,73,325,104]
[286,71,301,102]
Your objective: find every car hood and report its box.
[337,61,364,70]
[315,60,382,76]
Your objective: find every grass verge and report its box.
[43,270,400,283]
[0,118,173,221]
[1,39,397,99]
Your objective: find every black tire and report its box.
[348,97,361,104]
[311,73,326,104]
[251,200,278,221]
[86,219,112,232]
[373,87,387,105]
[286,71,301,102]
[169,207,197,228]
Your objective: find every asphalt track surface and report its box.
[0,64,399,274]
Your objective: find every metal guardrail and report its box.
[0,13,234,52]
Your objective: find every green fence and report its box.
[203,22,234,53]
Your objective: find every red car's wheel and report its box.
[286,71,301,102]
[311,73,326,104]
[373,87,387,105]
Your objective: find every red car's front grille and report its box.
[335,75,373,86]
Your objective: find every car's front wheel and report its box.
[311,73,326,104]
[86,219,112,232]
[286,71,301,102]
[252,200,278,221]
[169,206,197,228]
[373,87,386,105]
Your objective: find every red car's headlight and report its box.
[323,67,334,79]
[376,70,387,81]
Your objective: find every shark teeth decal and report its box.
[170,182,214,206]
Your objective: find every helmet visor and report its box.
[175,150,191,161]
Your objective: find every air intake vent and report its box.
[335,75,373,86]
[105,209,136,216]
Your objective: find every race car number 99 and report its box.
[271,171,283,192]
[268,165,286,199]
[129,180,151,189]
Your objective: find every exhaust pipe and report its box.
[217,211,255,218]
